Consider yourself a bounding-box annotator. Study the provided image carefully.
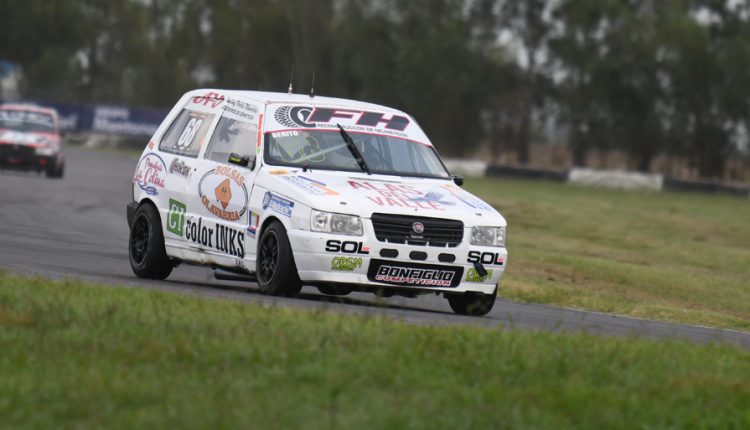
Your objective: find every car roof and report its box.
[191,89,409,116]
[0,104,59,118]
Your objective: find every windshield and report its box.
[0,110,56,133]
[264,130,450,178]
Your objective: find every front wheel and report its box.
[446,288,497,316]
[129,204,173,279]
[256,221,303,297]
[46,159,64,179]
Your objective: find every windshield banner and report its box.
[267,104,431,145]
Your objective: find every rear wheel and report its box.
[447,288,497,316]
[129,204,173,279]
[256,221,303,297]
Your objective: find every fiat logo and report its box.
[412,222,425,234]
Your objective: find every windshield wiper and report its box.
[337,124,371,175]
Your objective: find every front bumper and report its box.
[287,229,507,295]
[0,144,59,170]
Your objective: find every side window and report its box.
[159,109,215,157]
[204,116,257,165]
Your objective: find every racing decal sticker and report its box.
[198,166,248,221]
[465,268,494,283]
[169,158,192,178]
[331,256,363,272]
[185,216,245,257]
[192,91,225,108]
[274,105,410,131]
[367,259,462,288]
[275,105,317,128]
[348,180,453,211]
[167,199,187,236]
[262,192,294,217]
[221,98,257,121]
[440,184,494,212]
[325,240,369,254]
[134,153,167,196]
[467,251,504,266]
[281,175,339,196]
[247,211,259,239]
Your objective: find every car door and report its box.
[184,102,263,270]
[157,104,219,253]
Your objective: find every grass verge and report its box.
[1,273,749,429]
[465,178,750,331]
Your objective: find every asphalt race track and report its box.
[1,147,749,348]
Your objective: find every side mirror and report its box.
[452,175,464,187]
[228,153,250,168]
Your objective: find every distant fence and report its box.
[444,159,750,197]
[0,99,168,137]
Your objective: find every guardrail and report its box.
[462,160,750,198]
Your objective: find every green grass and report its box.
[1,273,749,429]
[465,177,750,331]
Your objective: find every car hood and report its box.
[255,168,505,226]
[0,129,57,147]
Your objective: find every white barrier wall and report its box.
[443,159,488,177]
[568,168,664,191]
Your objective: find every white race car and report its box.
[126,90,507,315]
[0,104,65,178]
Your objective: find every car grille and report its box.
[370,213,464,247]
[0,144,35,164]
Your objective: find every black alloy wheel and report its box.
[128,204,173,279]
[256,221,303,297]
[446,287,497,316]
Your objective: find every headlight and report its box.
[470,226,506,247]
[311,209,363,236]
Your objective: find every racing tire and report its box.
[256,221,303,297]
[129,204,173,280]
[446,288,497,316]
[46,160,64,179]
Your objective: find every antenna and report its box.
[288,66,294,95]
[310,70,316,98]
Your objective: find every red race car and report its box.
[0,104,65,178]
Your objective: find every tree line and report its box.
[2,0,749,178]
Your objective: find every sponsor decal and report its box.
[167,199,187,236]
[262,192,294,217]
[198,166,248,221]
[465,268,494,283]
[134,153,166,196]
[274,105,317,128]
[468,251,505,266]
[269,169,291,175]
[192,91,225,108]
[247,211,259,239]
[185,217,245,257]
[274,105,410,131]
[325,240,369,254]
[331,256,363,272]
[271,131,300,138]
[147,141,155,150]
[281,175,339,196]
[221,98,257,121]
[367,259,462,288]
[169,158,192,178]
[348,180,453,211]
[441,184,494,211]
